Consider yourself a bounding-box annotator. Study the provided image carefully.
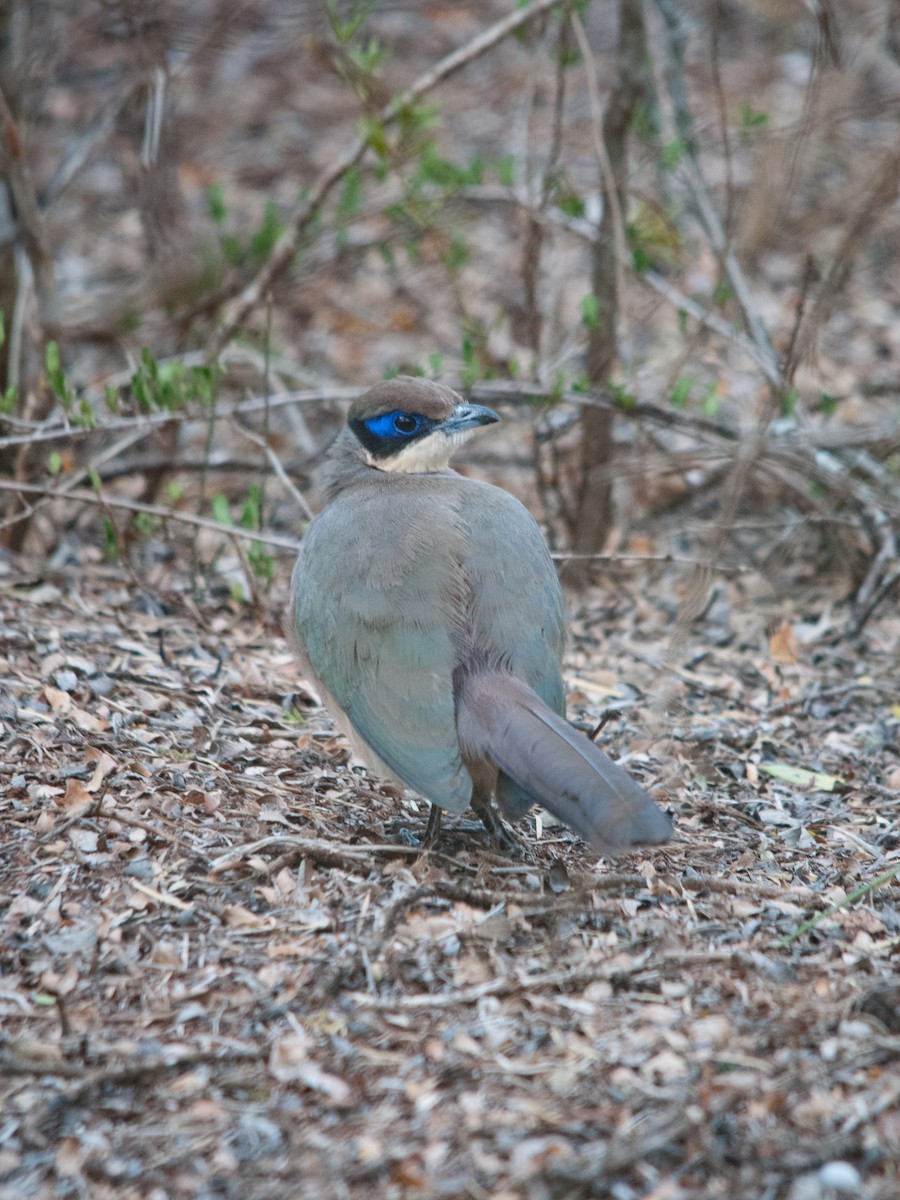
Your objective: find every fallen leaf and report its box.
[758,762,844,791]
[85,748,117,790]
[56,779,94,815]
[769,621,799,664]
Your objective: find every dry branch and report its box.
[0,478,300,551]
[212,0,563,353]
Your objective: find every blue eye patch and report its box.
[351,409,435,458]
[364,410,427,439]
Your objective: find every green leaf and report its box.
[557,192,585,219]
[325,0,375,43]
[662,137,686,169]
[670,377,692,408]
[222,233,243,266]
[338,167,364,222]
[102,518,119,560]
[610,382,637,410]
[134,511,156,538]
[347,36,386,76]
[818,392,837,417]
[740,102,769,131]
[712,280,734,309]
[496,155,516,188]
[248,542,275,584]
[48,451,62,476]
[443,234,469,272]
[700,382,720,417]
[77,396,96,428]
[250,201,283,261]
[361,115,389,158]
[580,293,599,329]
[780,387,799,417]
[45,340,74,409]
[212,494,232,526]
[207,182,227,224]
[758,762,844,792]
[240,483,264,530]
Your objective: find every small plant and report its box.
[207,184,285,269]
[129,349,218,412]
[739,102,769,142]
[211,486,275,589]
[45,341,94,427]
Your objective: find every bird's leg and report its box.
[392,801,442,848]
[471,790,523,856]
[423,803,443,846]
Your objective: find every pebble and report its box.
[818,1161,861,1192]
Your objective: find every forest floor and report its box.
[1,552,898,1200]
[2,2,900,1197]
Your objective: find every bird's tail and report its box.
[455,671,672,852]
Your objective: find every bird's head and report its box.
[348,377,499,474]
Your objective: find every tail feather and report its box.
[456,671,672,851]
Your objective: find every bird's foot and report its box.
[471,794,523,857]
[392,804,442,849]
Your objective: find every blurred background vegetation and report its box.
[0,0,898,626]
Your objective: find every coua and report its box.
[289,377,672,853]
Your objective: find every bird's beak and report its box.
[445,403,501,433]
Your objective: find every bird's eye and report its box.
[392,413,420,435]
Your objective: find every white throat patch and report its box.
[367,428,474,474]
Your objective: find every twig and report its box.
[778,864,900,947]
[0,426,152,534]
[39,84,138,209]
[520,9,570,370]
[786,142,900,374]
[468,381,739,441]
[850,511,899,634]
[0,81,54,310]
[7,244,30,393]
[550,550,750,574]
[213,0,563,352]
[653,0,783,390]
[29,1048,262,1125]
[208,834,427,878]
[570,10,628,324]
[232,419,313,520]
[0,479,300,552]
[0,384,359,451]
[641,267,781,385]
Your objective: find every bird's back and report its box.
[292,469,565,808]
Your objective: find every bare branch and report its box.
[0,479,301,552]
[212,0,563,354]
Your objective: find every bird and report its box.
[288,376,673,854]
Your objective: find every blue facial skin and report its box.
[365,410,428,440]
[350,402,499,460]
[351,409,435,458]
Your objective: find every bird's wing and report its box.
[457,482,567,822]
[291,497,472,812]
[460,482,566,713]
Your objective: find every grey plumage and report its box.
[289,377,672,853]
